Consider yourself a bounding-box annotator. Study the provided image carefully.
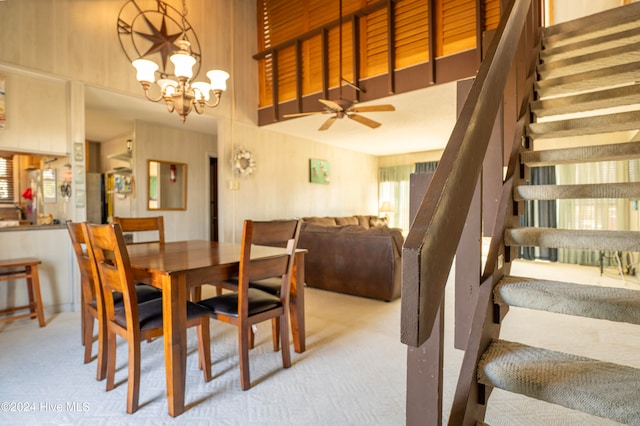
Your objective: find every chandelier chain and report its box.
[181,0,188,39]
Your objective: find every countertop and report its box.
[0,223,67,232]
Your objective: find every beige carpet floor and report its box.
[0,260,638,425]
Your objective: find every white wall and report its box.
[548,0,633,25]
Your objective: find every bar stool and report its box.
[0,257,46,327]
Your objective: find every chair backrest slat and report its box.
[239,219,302,306]
[113,216,165,245]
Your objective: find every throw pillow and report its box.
[336,216,359,226]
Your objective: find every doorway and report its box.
[209,157,219,241]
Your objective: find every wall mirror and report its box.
[148,160,187,210]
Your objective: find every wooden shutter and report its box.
[0,155,15,204]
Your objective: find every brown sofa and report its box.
[298,216,403,301]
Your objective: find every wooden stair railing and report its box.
[406,0,640,424]
[402,0,542,424]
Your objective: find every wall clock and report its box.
[117,0,202,78]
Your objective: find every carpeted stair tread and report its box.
[478,340,640,425]
[514,182,640,201]
[538,42,640,80]
[534,61,640,98]
[531,84,640,118]
[504,227,640,252]
[541,26,640,63]
[520,142,640,167]
[527,110,640,140]
[495,276,640,325]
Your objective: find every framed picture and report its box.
[309,159,330,184]
[74,142,84,161]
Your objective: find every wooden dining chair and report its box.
[85,222,212,414]
[218,219,302,351]
[67,222,162,382]
[113,216,165,245]
[197,219,301,390]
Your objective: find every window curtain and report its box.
[556,159,640,266]
[520,166,558,261]
[415,161,438,173]
[379,164,415,231]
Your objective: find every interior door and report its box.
[209,157,219,242]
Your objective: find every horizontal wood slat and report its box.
[257,0,499,108]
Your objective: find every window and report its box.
[379,164,414,232]
[0,155,14,204]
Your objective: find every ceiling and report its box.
[85,81,459,156]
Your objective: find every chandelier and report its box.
[128,0,229,123]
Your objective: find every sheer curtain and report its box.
[556,159,640,266]
[520,166,558,261]
[379,164,415,232]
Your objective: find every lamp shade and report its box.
[207,70,230,91]
[170,52,196,78]
[379,201,394,213]
[158,79,178,96]
[132,59,158,83]
[192,82,211,101]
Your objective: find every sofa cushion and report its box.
[335,216,359,226]
[304,216,337,226]
[354,215,372,229]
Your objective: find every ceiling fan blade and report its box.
[349,113,381,129]
[318,99,344,112]
[319,116,337,131]
[283,111,326,118]
[350,104,396,113]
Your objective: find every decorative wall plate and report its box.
[117,0,202,78]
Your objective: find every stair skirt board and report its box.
[478,340,640,426]
[495,276,640,325]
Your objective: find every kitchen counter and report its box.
[0,222,67,232]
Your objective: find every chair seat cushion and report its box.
[114,298,210,331]
[198,288,281,317]
[222,277,282,296]
[88,283,161,310]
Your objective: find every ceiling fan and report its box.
[282,0,395,131]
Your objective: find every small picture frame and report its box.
[74,142,84,161]
[309,159,330,184]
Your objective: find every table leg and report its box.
[290,252,306,353]
[161,274,187,417]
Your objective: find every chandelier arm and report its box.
[193,100,205,115]
[140,82,165,103]
[202,91,223,108]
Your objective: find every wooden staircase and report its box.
[465,3,640,425]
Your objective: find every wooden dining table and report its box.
[126,240,306,417]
